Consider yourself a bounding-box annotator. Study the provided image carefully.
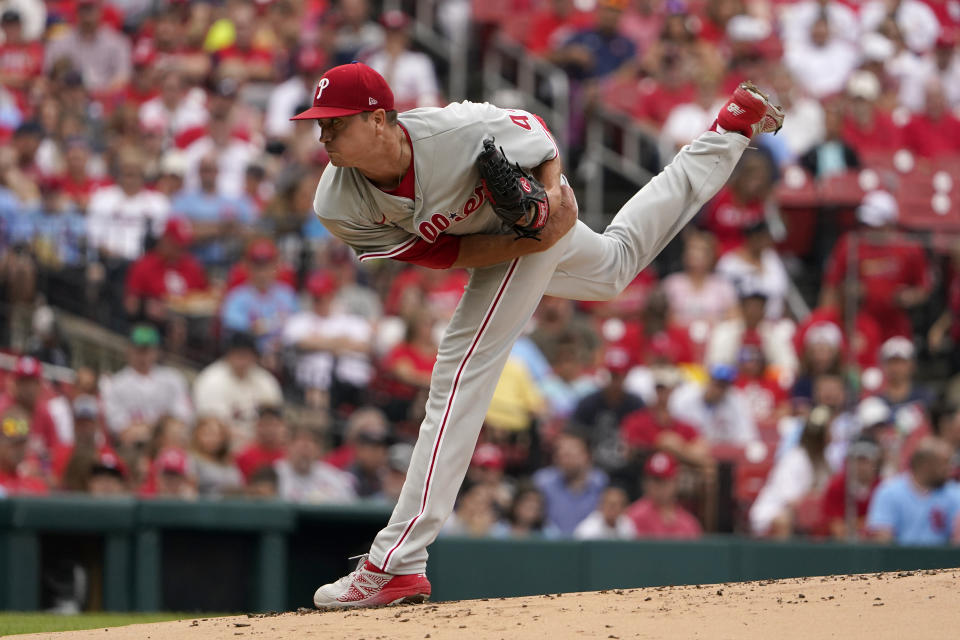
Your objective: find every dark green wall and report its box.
[1,497,959,612]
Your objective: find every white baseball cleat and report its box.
[313,556,431,609]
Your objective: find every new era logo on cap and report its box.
[292,63,395,121]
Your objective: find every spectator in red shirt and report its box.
[124,218,208,340]
[795,298,883,371]
[377,311,438,425]
[821,436,882,539]
[524,0,594,55]
[821,190,931,341]
[699,151,774,255]
[0,356,60,456]
[901,81,960,158]
[626,451,702,539]
[621,367,712,470]
[0,10,43,109]
[235,404,289,482]
[0,406,48,495]
[58,137,112,212]
[142,447,197,498]
[217,3,276,82]
[842,70,903,155]
[734,342,789,429]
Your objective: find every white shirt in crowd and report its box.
[139,88,209,139]
[784,37,860,99]
[662,272,738,329]
[364,49,441,111]
[264,77,310,139]
[777,96,826,159]
[661,99,725,151]
[705,317,798,377]
[282,311,374,391]
[668,382,759,446]
[860,0,941,54]
[100,365,194,434]
[573,511,638,540]
[86,185,170,260]
[182,136,260,198]
[716,248,791,320]
[274,459,357,503]
[779,1,860,47]
[749,446,817,535]
[192,359,283,442]
[895,51,960,112]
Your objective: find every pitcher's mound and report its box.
[17,568,959,640]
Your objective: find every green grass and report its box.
[0,612,229,636]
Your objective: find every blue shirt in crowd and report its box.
[221,282,299,353]
[33,208,88,266]
[562,29,635,80]
[866,474,960,545]
[532,466,608,535]
[172,190,257,267]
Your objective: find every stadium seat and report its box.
[818,171,865,207]
[897,192,960,232]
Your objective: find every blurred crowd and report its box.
[2,0,960,547]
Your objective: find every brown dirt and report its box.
[18,569,960,640]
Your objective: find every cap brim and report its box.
[290,106,364,121]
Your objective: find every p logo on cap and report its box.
[291,62,395,121]
[315,78,330,102]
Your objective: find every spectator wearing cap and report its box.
[573,485,637,540]
[841,70,904,155]
[43,0,131,94]
[138,67,210,146]
[0,1,45,43]
[873,336,935,415]
[861,0,941,54]
[625,452,702,539]
[821,190,931,341]
[234,404,288,481]
[780,0,860,49]
[100,324,194,442]
[571,348,644,477]
[221,238,298,361]
[345,426,390,498]
[866,437,960,545]
[0,406,47,494]
[821,436,882,539]
[750,406,832,538]
[669,364,760,447]
[170,152,257,272]
[790,322,844,402]
[275,425,357,503]
[466,443,514,513]
[56,135,109,211]
[532,431,609,535]
[0,355,61,455]
[124,218,209,330]
[188,415,243,497]
[715,219,791,320]
[700,151,775,257]
[143,447,196,498]
[784,12,859,99]
[51,394,111,487]
[733,341,789,428]
[266,46,327,140]
[86,149,170,262]
[193,333,283,443]
[0,10,43,103]
[362,11,441,112]
[705,287,798,379]
[663,231,738,331]
[900,81,960,158]
[31,175,87,269]
[282,270,374,411]
[85,450,127,495]
[332,0,385,66]
[798,101,860,180]
[549,0,636,81]
[621,367,713,468]
[795,295,883,373]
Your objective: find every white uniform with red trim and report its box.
[313,100,749,575]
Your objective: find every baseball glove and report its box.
[477,138,550,240]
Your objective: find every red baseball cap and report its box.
[306,271,337,297]
[163,218,193,247]
[471,443,505,470]
[380,10,411,30]
[155,447,189,476]
[603,347,632,375]
[644,451,678,479]
[247,238,278,262]
[14,355,42,380]
[296,47,327,74]
[291,62,394,121]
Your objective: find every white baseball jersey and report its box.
[313,101,557,260]
[308,99,752,576]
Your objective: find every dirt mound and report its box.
[17,569,959,640]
